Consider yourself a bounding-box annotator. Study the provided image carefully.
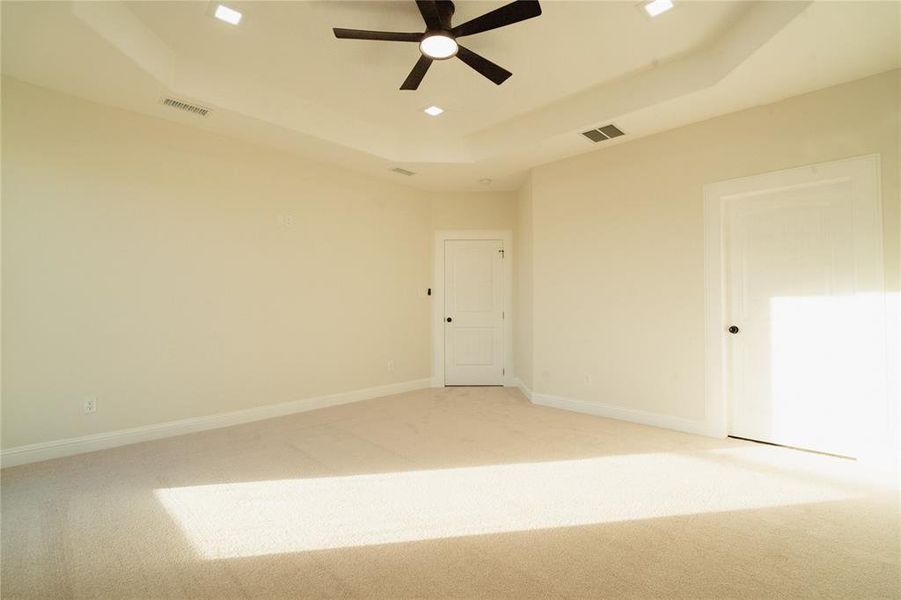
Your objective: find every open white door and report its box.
[719,156,885,458]
[444,239,505,386]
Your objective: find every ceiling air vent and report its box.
[581,124,625,143]
[391,167,416,176]
[161,97,211,117]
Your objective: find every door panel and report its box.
[452,328,495,366]
[445,240,504,385]
[724,159,884,458]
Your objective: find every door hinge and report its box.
[502,311,505,320]
[503,368,505,376]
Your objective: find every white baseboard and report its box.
[511,378,533,401]
[530,392,715,437]
[1,378,431,469]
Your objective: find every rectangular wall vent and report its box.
[391,167,416,176]
[161,97,211,116]
[581,123,625,143]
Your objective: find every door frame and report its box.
[703,154,890,461]
[432,230,514,388]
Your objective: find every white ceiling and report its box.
[2,1,899,191]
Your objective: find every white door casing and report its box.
[433,231,513,388]
[705,155,888,461]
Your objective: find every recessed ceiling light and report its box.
[424,105,444,117]
[479,178,493,186]
[419,33,458,60]
[214,4,242,25]
[643,0,673,17]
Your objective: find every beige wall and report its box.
[528,70,900,425]
[514,177,533,390]
[427,191,516,231]
[0,79,507,449]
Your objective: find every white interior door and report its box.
[723,156,884,458]
[444,239,505,386]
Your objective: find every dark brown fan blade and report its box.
[401,55,433,90]
[333,28,422,42]
[415,0,442,30]
[455,45,511,85]
[451,1,541,38]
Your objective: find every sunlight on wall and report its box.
[155,452,859,559]
[769,293,887,458]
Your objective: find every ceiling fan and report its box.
[333,0,542,90]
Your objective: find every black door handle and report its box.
[728,325,740,334]
[446,317,452,323]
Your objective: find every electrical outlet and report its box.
[387,360,395,373]
[83,397,97,414]
[584,374,593,385]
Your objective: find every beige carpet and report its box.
[2,387,899,599]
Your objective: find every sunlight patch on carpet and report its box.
[155,453,858,559]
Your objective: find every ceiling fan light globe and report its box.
[420,33,458,59]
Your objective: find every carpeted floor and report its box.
[2,386,899,599]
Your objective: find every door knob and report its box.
[446,317,452,323]
[728,325,740,334]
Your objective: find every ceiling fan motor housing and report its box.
[436,1,456,29]
[421,0,458,60]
